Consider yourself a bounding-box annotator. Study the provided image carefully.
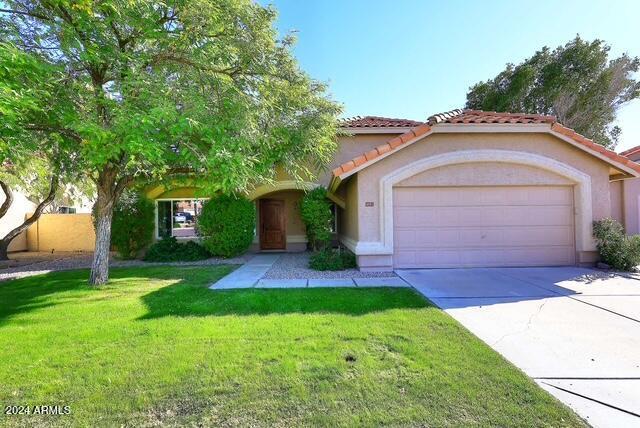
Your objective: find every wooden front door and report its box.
[260,199,286,250]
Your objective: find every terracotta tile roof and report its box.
[331,109,640,180]
[340,116,423,128]
[550,123,640,174]
[427,109,556,125]
[332,123,432,176]
[620,145,640,159]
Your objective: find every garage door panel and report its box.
[394,207,442,227]
[395,249,462,267]
[397,246,575,268]
[394,186,573,207]
[395,205,573,228]
[397,225,573,248]
[508,226,574,246]
[527,186,572,204]
[460,247,574,266]
[393,186,575,268]
[478,206,573,227]
[396,229,466,247]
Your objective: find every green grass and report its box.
[0,266,584,427]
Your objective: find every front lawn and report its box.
[0,266,584,426]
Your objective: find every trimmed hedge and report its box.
[309,248,356,271]
[300,187,333,250]
[144,237,211,262]
[110,191,155,259]
[593,218,640,271]
[198,194,255,258]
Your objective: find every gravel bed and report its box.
[263,252,396,279]
[0,251,250,282]
[1,251,396,282]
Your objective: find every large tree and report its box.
[466,36,640,148]
[0,43,79,260]
[0,0,340,284]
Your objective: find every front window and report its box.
[330,203,338,233]
[156,199,206,238]
[57,206,77,214]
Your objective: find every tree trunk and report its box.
[0,181,13,260]
[0,180,13,220]
[89,195,114,285]
[0,176,58,261]
[88,168,123,285]
[0,240,9,261]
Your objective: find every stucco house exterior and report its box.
[614,145,640,235]
[1,188,94,254]
[0,190,36,252]
[144,108,640,271]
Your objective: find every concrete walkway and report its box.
[210,254,281,289]
[397,267,640,428]
[253,277,410,288]
[210,254,409,289]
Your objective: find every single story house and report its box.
[0,190,36,252]
[1,189,94,253]
[145,109,640,271]
[614,145,640,235]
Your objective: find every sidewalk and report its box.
[210,254,281,289]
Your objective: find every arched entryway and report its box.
[248,182,315,252]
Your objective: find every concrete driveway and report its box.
[396,267,640,428]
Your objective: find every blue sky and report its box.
[266,0,640,151]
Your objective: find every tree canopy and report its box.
[465,36,640,148]
[0,0,341,283]
[0,43,84,258]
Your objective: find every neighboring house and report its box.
[1,188,94,253]
[614,145,640,235]
[145,108,640,271]
[0,190,36,252]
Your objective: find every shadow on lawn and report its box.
[0,266,429,323]
[138,280,429,320]
[0,265,243,323]
[0,266,214,324]
[0,269,92,325]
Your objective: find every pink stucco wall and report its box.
[351,132,614,269]
[609,180,624,226]
[620,178,640,235]
[611,150,640,235]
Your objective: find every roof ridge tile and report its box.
[620,145,640,158]
[340,115,423,128]
[332,110,640,181]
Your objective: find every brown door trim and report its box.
[259,199,286,250]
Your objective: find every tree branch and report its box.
[109,21,129,51]
[0,180,13,220]
[146,53,237,76]
[1,174,59,243]
[0,7,53,21]
[114,173,134,196]
[24,124,83,143]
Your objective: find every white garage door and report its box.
[393,186,576,268]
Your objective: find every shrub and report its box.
[592,218,640,271]
[198,194,255,258]
[309,248,357,271]
[110,191,155,259]
[144,237,211,262]
[300,187,333,250]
